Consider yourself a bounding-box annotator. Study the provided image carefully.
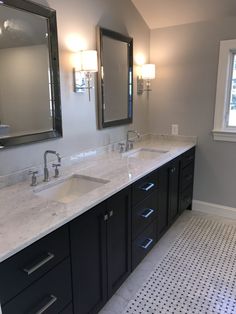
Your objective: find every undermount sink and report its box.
[123,148,169,159]
[35,174,109,204]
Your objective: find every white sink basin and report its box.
[35,174,109,204]
[123,148,168,159]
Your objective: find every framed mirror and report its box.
[97,27,133,128]
[0,0,62,148]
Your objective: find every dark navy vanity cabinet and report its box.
[0,148,195,314]
[70,187,131,314]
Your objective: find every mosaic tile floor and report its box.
[123,217,236,314]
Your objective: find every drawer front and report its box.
[180,186,193,213]
[132,172,158,205]
[132,193,158,239]
[182,147,195,168]
[181,161,194,191]
[2,258,72,314]
[60,303,73,314]
[132,222,157,270]
[0,225,69,305]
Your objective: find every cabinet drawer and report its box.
[181,161,194,191]
[182,148,195,168]
[0,225,69,305]
[180,186,193,213]
[2,258,72,314]
[132,193,158,239]
[132,222,157,270]
[132,172,158,205]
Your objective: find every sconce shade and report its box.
[80,50,98,72]
[141,64,155,80]
[73,50,98,101]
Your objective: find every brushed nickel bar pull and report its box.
[141,208,155,219]
[140,238,153,250]
[140,182,155,191]
[35,295,57,314]
[23,252,55,275]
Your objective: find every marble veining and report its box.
[0,135,196,263]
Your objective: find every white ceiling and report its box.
[131,0,236,29]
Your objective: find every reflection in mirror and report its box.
[0,0,62,148]
[97,27,133,128]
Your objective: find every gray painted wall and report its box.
[149,16,236,208]
[0,0,150,176]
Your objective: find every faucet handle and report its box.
[28,170,38,175]
[56,153,61,163]
[28,170,38,186]
[127,141,134,150]
[118,142,125,153]
[52,163,61,178]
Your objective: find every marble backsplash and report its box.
[0,134,197,189]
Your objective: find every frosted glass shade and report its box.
[81,50,98,72]
[141,64,155,80]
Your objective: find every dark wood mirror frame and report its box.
[97,27,133,129]
[0,0,62,149]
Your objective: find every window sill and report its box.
[212,129,236,142]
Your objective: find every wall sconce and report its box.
[137,64,156,95]
[73,50,98,101]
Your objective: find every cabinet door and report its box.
[168,159,180,224]
[70,202,107,314]
[107,188,131,298]
[157,166,168,238]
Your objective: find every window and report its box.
[228,56,236,127]
[213,39,236,141]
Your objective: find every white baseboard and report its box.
[192,200,236,219]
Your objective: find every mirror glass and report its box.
[97,28,133,128]
[0,0,62,148]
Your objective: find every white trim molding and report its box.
[213,39,236,142]
[193,199,236,219]
[212,129,236,142]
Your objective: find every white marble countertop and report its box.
[0,135,196,263]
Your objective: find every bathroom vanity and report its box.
[0,137,195,314]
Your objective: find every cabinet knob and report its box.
[109,210,113,217]
[104,214,109,221]
[171,167,175,173]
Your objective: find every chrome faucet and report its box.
[126,130,140,151]
[44,150,61,182]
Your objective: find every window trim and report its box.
[213,39,236,142]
